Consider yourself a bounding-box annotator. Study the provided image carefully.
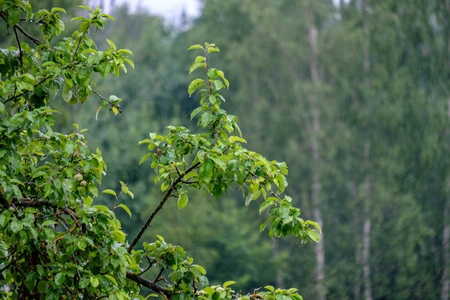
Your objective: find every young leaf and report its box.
[223,281,236,288]
[177,191,188,209]
[188,44,204,50]
[118,204,132,218]
[139,153,153,165]
[102,189,117,197]
[188,79,205,96]
[307,228,320,242]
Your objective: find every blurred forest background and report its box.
[1,0,448,299]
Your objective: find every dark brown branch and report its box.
[154,267,165,282]
[0,11,43,45]
[0,261,12,274]
[14,23,43,45]
[127,162,201,253]
[72,26,90,64]
[92,89,121,111]
[13,27,23,67]
[126,271,173,299]
[138,255,154,275]
[4,75,51,104]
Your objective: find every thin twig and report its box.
[14,23,43,45]
[72,26,90,64]
[127,162,201,253]
[4,75,51,104]
[13,27,23,67]
[153,267,165,282]
[138,255,154,275]
[0,11,43,45]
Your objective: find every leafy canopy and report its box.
[0,1,318,299]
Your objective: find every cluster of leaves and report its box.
[0,2,316,299]
[138,43,320,242]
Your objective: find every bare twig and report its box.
[13,27,23,67]
[0,11,43,45]
[72,26,91,64]
[127,162,201,253]
[4,75,51,104]
[138,255,154,275]
[126,271,173,299]
[154,267,165,282]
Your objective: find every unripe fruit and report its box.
[74,173,83,182]
[80,180,87,187]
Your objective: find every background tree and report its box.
[0,1,319,299]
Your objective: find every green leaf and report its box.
[104,274,118,286]
[118,204,132,218]
[188,44,204,50]
[200,111,212,128]
[306,220,322,233]
[6,7,20,26]
[10,219,22,233]
[265,285,275,292]
[26,272,37,291]
[259,199,275,214]
[177,191,188,209]
[188,79,205,96]
[207,46,220,53]
[77,239,87,251]
[190,106,209,120]
[55,272,66,286]
[204,287,215,296]
[90,276,99,288]
[0,211,12,227]
[260,218,272,232]
[79,5,95,13]
[223,281,236,288]
[203,159,214,184]
[307,228,320,242]
[37,281,48,293]
[106,38,117,51]
[189,62,206,74]
[139,153,153,165]
[209,155,226,172]
[102,189,117,197]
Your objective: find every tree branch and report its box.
[127,162,201,253]
[72,26,90,64]
[4,75,51,104]
[13,27,23,67]
[0,11,43,45]
[126,271,173,299]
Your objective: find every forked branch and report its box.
[127,162,201,253]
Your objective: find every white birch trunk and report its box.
[307,2,326,299]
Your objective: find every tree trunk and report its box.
[307,2,326,299]
[361,1,373,298]
[442,98,450,300]
[350,181,362,299]
[362,141,373,300]
[442,180,449,300]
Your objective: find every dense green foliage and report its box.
[0,1,318,299]
[54,1,447,300]
[1,0,449,299]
